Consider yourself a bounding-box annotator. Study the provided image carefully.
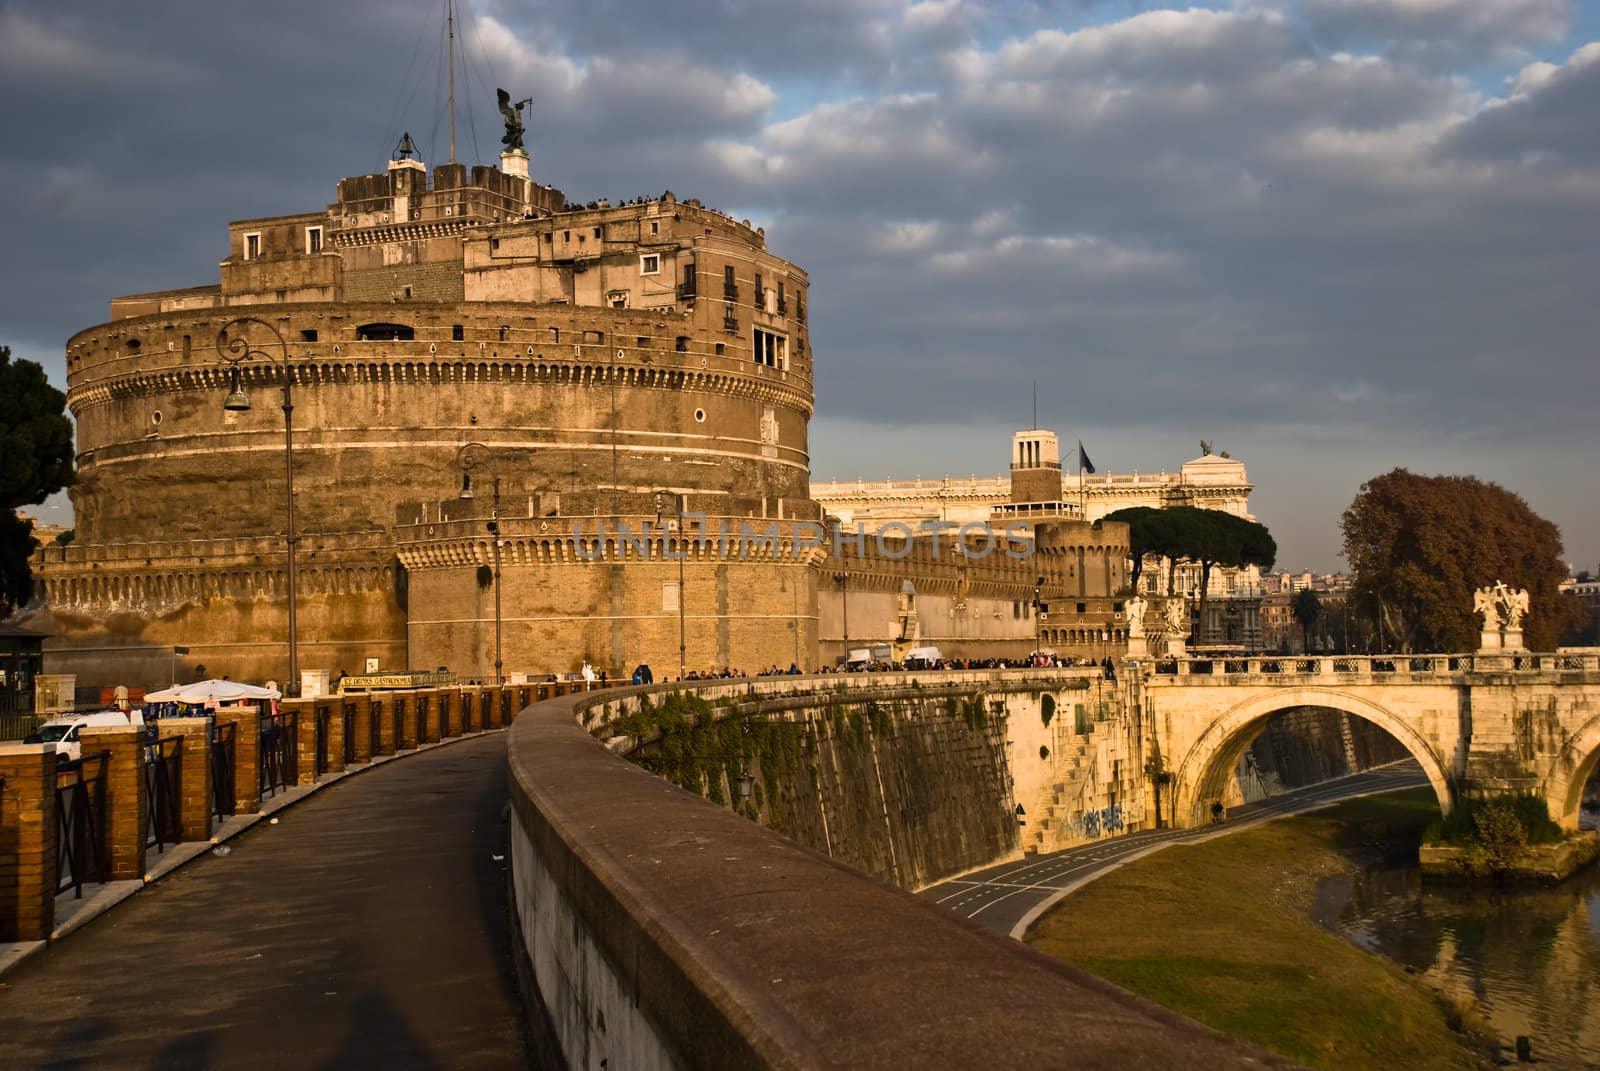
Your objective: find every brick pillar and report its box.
[351,694,373,763]
[397,692,418,750]
[484,686,501,730]
[213,706,261,815]
[0,744,59,941]
[287,699,319,785]
[163,717,213,842]
[421,691,441,744]
[324,700,347,774]
[78,726,148,880]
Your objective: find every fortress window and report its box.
[544,233,552,243]
[639,254,661,275]
[499,325,510,342]
[636,336,648,348]
[777,281,786,314]
[306,226,323,254]
[609,291,630,309]
[490,238,500,252]
[452,324,465,341]
[723,265,736,299]
[651,221,659,235]
[753,328,788,370]
[755,272,764,303]
[676,336,689,352]
[715,342,725,356]
[549,327,560,343]
[300,329,318,342]
[583,330,603,344]
[356,322,414,342]
[125,338,141,352]
[693,408,706,423]
[244,232,261,260]
[593,227,601,238]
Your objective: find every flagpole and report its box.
[1078,440,1086,520]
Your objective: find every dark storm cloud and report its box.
[1,1,1597,569]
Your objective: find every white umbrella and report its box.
[145,679,281,704]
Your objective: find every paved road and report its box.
[920,762,1429,939]
[0,733,528,1071]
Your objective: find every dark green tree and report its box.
[1341,469,1585,652]
[0,346,74,616]
[1292,588,1321,653]
[1107,506,1275,636]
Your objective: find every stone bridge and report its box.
[1140,651,1600,830]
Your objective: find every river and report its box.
[1316,803,1600,1067]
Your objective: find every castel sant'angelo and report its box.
[20,98,1250,692]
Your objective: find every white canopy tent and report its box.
[144,679,281,705]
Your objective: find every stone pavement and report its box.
[0,732,528,1070]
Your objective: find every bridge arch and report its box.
[1542,712,1600,832]
[1172,687,1454,827]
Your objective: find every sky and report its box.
[1,0,1597,573]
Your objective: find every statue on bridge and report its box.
[1126,597,1147,638]
[1476,581,1531,651]
[1163,597,1187,636]
[1474,586,1502,631]
[1498,582,1530,631]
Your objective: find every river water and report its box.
[1317,805,1600,1067]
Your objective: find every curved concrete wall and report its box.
[506,672,1294,1069]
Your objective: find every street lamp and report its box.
[217,317,299,695]
[457,443,504,685]
[833,572,849,661]
[655,491,687,680]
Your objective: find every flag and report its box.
[1078,440,1096,474]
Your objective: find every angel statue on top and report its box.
[1474,586,1501,631]
[1125,597,1147,637]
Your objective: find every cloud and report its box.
[1,0,1597,572]
[1299,0,1575,66]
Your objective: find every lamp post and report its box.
[217,317,299,695]
[457,443,504,685]
[833,572,849,663]
[655,491,687,680]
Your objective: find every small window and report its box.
[452,324,464,341]
[125,338,141,352]
[499,325,510,342]
[300,329,318,342]
[563,230,570,241]
[675,336,689,352]
[693,408,706,422]
[714,342,725,356]
[545,233,553,243]
[402,285,413,299]
[593,226,601,238]
[490,238,500,252]
[355,322,414,341]
[636,336,647,348]
[1076,602,1087,614]
[151,411,163,427]
[306,226,323,254]
[608,291,629,309]
[640,254,661,275]
[244,232,261,260]
[651,221,659,234]
[549,327,560,343]
[752,327,788,370]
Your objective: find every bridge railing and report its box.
[1154,651,1600,679]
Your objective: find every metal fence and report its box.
[313,706,330,777]
[341,702,356,766]
[260,711,298,798]
[211,720,237,822]
[56,750,109,898]
[144,732,182,852]
[0,712,47,742]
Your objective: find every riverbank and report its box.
[1024,789,1492,1070]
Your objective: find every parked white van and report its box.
[25,710,145,761]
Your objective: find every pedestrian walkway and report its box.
[0,733,527,1070]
